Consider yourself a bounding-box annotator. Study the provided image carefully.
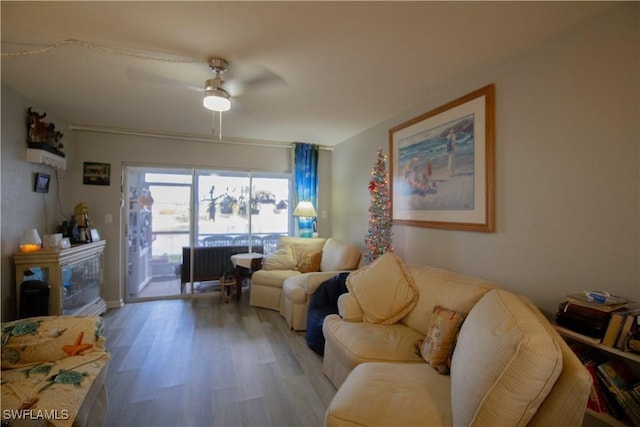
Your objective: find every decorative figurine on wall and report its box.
[26,107,65,156]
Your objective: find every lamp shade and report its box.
[19,229,42,253]
[293,201,318,218]
[203,80,231,112]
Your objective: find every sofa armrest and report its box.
[337,293,363,322]
[284,271,350,304]
[302,271,347,294]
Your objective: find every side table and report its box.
[230,252,263,301]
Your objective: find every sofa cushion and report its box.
[1,351,110,427]
[1,315,106,368]
[401,264,496,336]
[325,362,453,427]
[346,253,418,324]
[262,244,297,270]
[277,236,326,260]
[519,296,592,427]
[297,250,323,273]
[320,238,361,272]
[251,269,301,288]
[450,289,563,427]
[417,305,466,375]
[323,314,425,366]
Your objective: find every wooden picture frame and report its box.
[83,162,111,186]
[389,84,495,232]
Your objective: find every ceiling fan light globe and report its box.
[203,95,231,112]
[203,88,231,111]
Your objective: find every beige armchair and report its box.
[249,237,361,319]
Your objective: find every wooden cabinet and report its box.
[556,326,640,427]
[14,240,107,316]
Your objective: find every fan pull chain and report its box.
[211,111,223,141]
[219,111,223,141]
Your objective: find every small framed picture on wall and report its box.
[83,162,111,186]
[34,172,51,193]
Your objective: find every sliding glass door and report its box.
[195,172,290,248]
[124,165,290,301]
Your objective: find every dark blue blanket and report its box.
[306,272,350,355]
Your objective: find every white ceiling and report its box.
[1,1,613,146]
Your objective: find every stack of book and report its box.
[601,305,640,350]
[555,293,630,343]
[571,344,640,425]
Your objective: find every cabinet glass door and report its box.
[62,256,101,315]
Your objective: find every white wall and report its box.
[332,3,640,313]
[1,85,76,320]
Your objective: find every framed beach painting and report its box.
[389,84,495,232]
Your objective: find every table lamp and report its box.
[293,201,318,238]
[19,228,42,253]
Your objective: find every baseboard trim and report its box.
[106,299,124,309]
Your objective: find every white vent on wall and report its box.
[26,148,67,170]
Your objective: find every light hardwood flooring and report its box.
[102,292,336,427]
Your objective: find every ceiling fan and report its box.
[198,56,286,139]
[203,58,231,112]
[125,54,285,139]
[125,55,284,109]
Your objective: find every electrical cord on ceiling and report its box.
[1,38,203,63]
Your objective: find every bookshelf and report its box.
[556,326,640,364]
[555,326,640,427]
[587,409,633,427]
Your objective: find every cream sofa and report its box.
[323,253,591,427]
[249,237,361,317]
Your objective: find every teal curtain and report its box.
[294,143,319,237]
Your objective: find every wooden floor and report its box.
[102,292,336,427]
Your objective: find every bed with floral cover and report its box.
[1,316,109,427]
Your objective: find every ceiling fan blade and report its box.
[125,66,201,92]
[224,64,286,97]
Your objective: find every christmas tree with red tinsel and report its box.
[364,147,393,264]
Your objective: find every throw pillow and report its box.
[416,306,466,375]
[450,289,563,427]
[262,245,297,271]
[297,250,323,273]
[346,252,418,324]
